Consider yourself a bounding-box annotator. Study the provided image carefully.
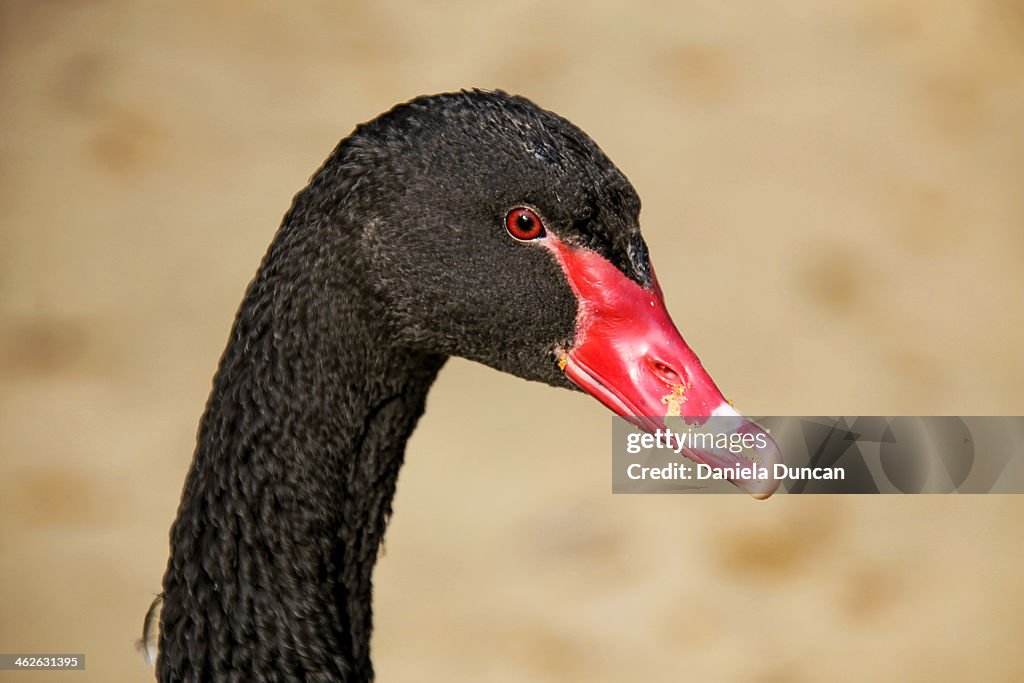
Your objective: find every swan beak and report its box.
[545,237,781,499]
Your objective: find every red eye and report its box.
[505,207,545,241]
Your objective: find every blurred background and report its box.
[1,1,1023,681]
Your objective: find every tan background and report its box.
[2,1,1023,681]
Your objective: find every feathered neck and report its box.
[156,197,445,681]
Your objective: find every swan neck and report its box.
[157,220,445,681]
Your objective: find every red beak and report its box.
[544,236,780,498]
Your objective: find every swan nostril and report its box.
[649,358,681,385]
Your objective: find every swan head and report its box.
[335,89,779,497]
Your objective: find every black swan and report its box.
[150,90,778,681]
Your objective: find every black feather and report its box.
[153,90,648,682]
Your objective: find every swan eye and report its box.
[505,207,545,241]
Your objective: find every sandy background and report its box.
[2,1,1023,681]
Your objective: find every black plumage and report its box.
[153,90,652,681]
